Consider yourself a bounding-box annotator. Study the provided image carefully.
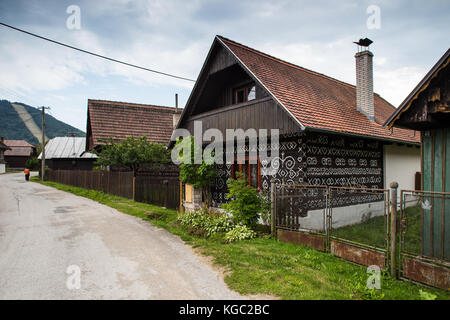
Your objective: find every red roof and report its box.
[86,99,181,150]
[216,36,420,144]
[4,140,35,156]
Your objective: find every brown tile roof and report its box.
[4,140,35,156]
[4,140,34,147]
[217,36,420,144]
[87,99,181,150]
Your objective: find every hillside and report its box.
[0,100,84,145]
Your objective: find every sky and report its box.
[0,0,449,132]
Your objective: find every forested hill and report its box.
[0,99,84,145]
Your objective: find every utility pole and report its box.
[39,106,50,181]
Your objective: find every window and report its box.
[233,84,256,104]
[231,157,261,189]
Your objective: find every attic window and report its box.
[234,83,256,104]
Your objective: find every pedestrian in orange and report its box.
[24,168,30,181]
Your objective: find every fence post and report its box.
[390,181,398,278]
[179,179,184,213]
[118,171,121,196]
[270,179,276,237]
[132,176,136,201]
[163,180,168,208]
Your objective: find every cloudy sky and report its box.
[0,0,448,131]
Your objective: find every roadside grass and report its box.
[32,177,449,300]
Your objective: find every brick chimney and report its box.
[355,50,374,121]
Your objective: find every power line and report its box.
[0,21,196,83]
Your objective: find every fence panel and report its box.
[399,190,450,289]
[274,184,390,270]
[275,184,329,251]
[46,169,180,210]
[328,186,390,270]
[135,176,180,210]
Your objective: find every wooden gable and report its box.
[176,38,302,141]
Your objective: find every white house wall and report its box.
[383,144,421,191]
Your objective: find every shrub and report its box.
[204,215,234,237]
[177,209,234,238]
[221,173,264,228]
[258,190,271,225]
[25,157,39,170]
[224,225,257,243]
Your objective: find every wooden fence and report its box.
[47,169,180,210]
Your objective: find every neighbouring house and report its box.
[384,48,449,259]
[38,137,97,171]
[0,137,11,174]
[86,99,182,152]
[3,139,36,169]
[173,35,421,217]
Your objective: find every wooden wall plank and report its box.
[422,132,433,256]
[433,129,444,257]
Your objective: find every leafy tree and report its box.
[175,136,217,206]
[94,136,170,176]
[221,173,264,228]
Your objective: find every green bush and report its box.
[224,225,257,243]
[221,173,265,228]
[178,209,234,238]
[25,157,40,170]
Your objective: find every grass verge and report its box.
[32,177,449,300]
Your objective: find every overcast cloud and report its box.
[0,0,448,131]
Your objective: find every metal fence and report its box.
[46,169,180,210]
[328,187,390,270]
[274,184,390,270]
[399,190,450,289]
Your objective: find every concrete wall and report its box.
[0,163,5,174]
[298,201,385,232]
[384,144,421,191]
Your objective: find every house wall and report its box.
[5,156,29,169]
[211,131,385,222]
[383,144,420,191]
[184,97,300,137]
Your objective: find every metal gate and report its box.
[399,190,450,289]
[274,184,391,270]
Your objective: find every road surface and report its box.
[0,172,242,300]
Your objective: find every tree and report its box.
[175,136,217,207]
[94,136,170,176]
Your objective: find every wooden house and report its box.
[0,137,11,174]
[3,139,36,169]
[173,36,421,212]
[384,48,449,259]
[38,137,97,171]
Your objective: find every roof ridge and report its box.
[88,99,181,111]
[217,35,360,90]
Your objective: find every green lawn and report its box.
[32,177,449,300]
[332,206,421,254]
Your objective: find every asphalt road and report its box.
[0,172,242,300]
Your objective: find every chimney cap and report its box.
[354,38,373,47]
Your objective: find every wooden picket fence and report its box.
[46,169,180,210]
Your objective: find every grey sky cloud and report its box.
[0,0,448,131]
